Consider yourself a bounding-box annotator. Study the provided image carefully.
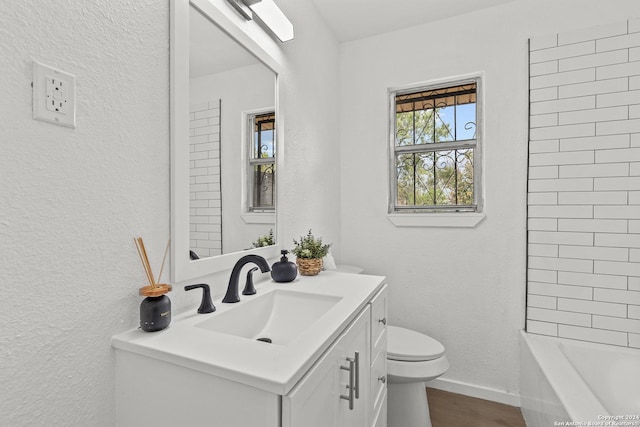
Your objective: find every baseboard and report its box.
[427,377,521,408]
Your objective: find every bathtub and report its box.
[520,331,640,426]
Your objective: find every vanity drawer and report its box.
[369,336,387,420]
[371,389,387,427]
[369,284,388,358]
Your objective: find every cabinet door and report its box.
[283,306,371,427]
[369,285,388,427]
[282,340,341,427]
[370,340,387,426]
[337,307,371,427]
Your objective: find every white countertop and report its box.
[111,271,386,395]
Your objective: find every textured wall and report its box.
[0,1,169,425]
[338,0,640,403]
[275,0,342,252]
[527,19,640,347]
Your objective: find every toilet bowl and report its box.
[387,326,449,427]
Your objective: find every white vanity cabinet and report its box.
[113,275,387,427]
[283,285,388,427]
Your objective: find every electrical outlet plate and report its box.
[33,62,76,128]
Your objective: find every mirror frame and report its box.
[170,0,284,282]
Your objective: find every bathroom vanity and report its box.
[112,272,388,427]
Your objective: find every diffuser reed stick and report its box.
[134,237,156,288]
[134,236,171,297]
[138,237,157,288]
[156,239,170,285]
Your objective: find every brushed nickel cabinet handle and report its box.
[340,357,355,410]
[354,351,360,399]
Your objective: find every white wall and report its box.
[276,0,342,254]
[0,0,340,425]
[527,19,640,347]
[338,0,640,402]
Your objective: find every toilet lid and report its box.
[387,326,445,362]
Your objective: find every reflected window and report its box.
[391,79,481,212]
[248,111,275,211]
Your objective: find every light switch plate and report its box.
[33,61,76,128]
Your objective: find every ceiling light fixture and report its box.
[225,0,294,42]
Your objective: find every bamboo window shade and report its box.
[254,113,275,131]
[396,83,476,113]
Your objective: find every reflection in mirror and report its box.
[188,5,276,260]
[171,0,282,282]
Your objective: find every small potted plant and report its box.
[252,229,275,248]
[291,230,332,276]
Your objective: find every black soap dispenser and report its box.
[271,250,297,283]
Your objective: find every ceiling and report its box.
[189,0,517,77]
[307,0,516,42]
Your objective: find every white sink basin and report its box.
[195,289,342,345]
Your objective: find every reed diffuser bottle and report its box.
[134,237,172,332]
[140,293,171,332]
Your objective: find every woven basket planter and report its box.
[296,257,323,276]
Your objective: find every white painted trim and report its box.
[387,213,485,228]
[241,212,276,224]
[427,377,522,408]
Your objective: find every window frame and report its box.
[246,109,276,213]
[388,76,483,215]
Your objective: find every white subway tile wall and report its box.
[528,19,640,348]
[189,99,222,258]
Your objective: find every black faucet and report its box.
[222,254,271,303]
[184,283,216,314]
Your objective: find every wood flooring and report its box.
[426,387,526,427]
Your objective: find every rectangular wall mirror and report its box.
[171,0,283,281]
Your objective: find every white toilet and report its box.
[387,326,449,427]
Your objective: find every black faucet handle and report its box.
[184,283,216,314]
[242,267,259,296]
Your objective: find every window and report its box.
[248,111,276,212]
[390,79,481,213]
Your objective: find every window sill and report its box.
[241,212,276,224]
[387,212,485,228]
